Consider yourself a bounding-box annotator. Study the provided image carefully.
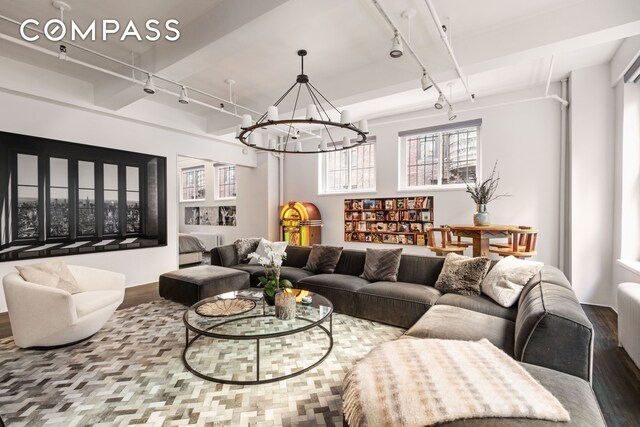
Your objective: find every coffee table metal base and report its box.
[182,314,333,385]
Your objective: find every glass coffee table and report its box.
[183,288,333,385]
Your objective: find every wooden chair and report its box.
[489,226,531,250]
[440,224,472,249]
[426,226,465,257]
[489,228,538,259]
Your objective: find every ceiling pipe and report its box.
[422,0,474,103]
[544,55,569,107]
[370,0,452,107]
[0,31,317,140]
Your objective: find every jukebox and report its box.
[279,202,322,246]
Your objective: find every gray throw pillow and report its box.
[234,238,261,264]
[360,248,402,282]
[303,244,343,274]
[435,253,491,296]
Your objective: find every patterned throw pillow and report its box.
[303,245,343,274]
[435,253,491,296]
[15,258,82,294]
[360,248,403,282]
[234,238,261,264]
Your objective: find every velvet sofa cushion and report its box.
[303,244,343,274]
[355,282,442,328]
[282,245,311,268]
[360,248,403,282]
[435,293,518,321]
[404,305,515,357]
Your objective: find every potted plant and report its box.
[248,244,294,314]
[464,162,509,226]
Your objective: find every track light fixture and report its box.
[389,31,403,58]
[143,73,156,94]
[178,86,189,104]
[434,93,445,110]
[448,105,457,121]
[421,72,433,91]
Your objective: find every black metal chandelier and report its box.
[237,50,369,154]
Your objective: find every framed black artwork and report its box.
[0,131,167,262]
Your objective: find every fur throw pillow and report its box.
[234,238,261,264]
[435,253,491,296]
[481,256,543,307]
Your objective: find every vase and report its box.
[473,203,490,226]
[263,290,275,306]
[275,291,297,320]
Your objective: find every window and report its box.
[215,165,236,200]
[399,120,480,189]
[103,164,119,234]
[126,166,141,234]
[16,154,39,239]
[181,166,205,201]
[319,139,376,194]
[78,161,96,236]
[49,158,69,237]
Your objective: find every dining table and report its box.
[447,224,517,257]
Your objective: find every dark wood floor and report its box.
[1,285,639,425]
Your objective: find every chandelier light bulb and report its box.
[241,114,252,129]
[342,136,351,148]
[340,110,352,124]
[358,119,369,133]
[267,106,278,121]
[294,141,302,152]
[306,104,319,120]
[319,140,329,151]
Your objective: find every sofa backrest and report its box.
[514,265,594,382]
[334,249,367,276]
[282,245,311,268]
[396,255,445,285]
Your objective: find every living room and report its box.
[0,0,639,425]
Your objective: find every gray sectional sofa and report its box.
[211,244,594,383]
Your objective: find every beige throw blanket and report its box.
[343,338,570,427]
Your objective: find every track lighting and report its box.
[178,86,189,104]
[434,93,445,110]
[448,105,457,121]
[389,31,403,58]
[421,72,433,91]
[143,73,156,94]
[291,129,300,139]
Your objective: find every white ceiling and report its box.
[0,0,638,138]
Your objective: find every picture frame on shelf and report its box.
[385,199,395,210]
[420,211,431,222]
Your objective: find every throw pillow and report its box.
[248,238,288,264]
[360,248,402,282]
[234,238,261,264]
[435,253,491,296]
[15,259,82,294]
[303,244,343,274]
[15,266,60,288]
[481,256,544,307]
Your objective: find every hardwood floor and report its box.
[1,288,639,425]
[583,305,640,427]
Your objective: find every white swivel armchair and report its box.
[3,265,125,348]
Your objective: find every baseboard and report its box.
[582,302,618,313]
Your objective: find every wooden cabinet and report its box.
[343,197,434,245]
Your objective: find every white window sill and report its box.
[214,197,237,202]
[617,259,640,276]
[317,189,377,197]
[396,185,467,193]
[180,199,206,203]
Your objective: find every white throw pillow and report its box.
[248,238,288,264]
[481,256,543,307]
[15,259,82,294]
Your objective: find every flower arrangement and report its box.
[247,243,293,299]
[464,161,509,205]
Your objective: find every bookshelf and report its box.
[344,196,434,245]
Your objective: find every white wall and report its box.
[569,63,616,306]
[0,63,258,312]
[284,86,562,266]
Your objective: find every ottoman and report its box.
[159,265,250,306]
